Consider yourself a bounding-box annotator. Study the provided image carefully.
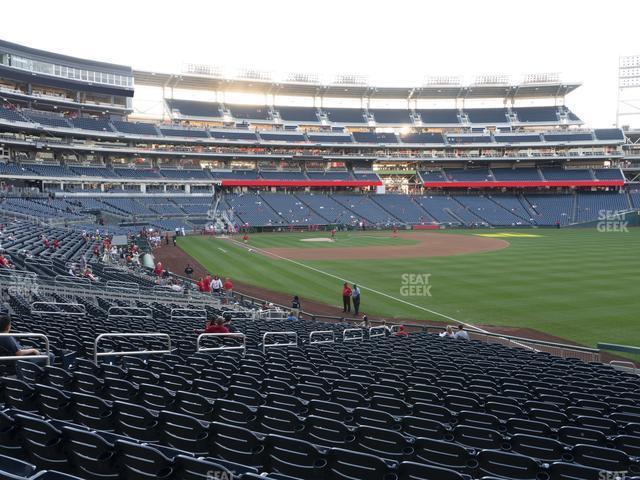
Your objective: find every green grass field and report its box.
[178,229,639,348]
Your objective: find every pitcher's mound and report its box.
[300,237,334,243]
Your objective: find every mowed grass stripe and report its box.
[178,229,639,347]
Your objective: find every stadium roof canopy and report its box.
[134,69,581,101]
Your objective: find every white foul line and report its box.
[224,237,490,334]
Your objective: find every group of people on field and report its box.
[341,282,361,314]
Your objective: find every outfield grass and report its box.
[178,229,639,348]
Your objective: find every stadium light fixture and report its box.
[616,55,640,126]
[522,73,560,84]
[472,74,510,86]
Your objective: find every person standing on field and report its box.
[291,295,301,318]
[342,282,352,313]
[184,264,194,278]
[351,284,361,315]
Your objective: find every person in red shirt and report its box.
[196,278,205,292]
[342,282,352,313]
[203,317,229,334]
[203,274,212,293]
[0,255,13,269]
[395,325,409,336]
[154,262,163,277]
[223,278,233,304]
[242,234,249,244]
[44,238,50,249]
[53,239,59,250]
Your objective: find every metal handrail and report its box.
[369,326,387,339]
[25,257,53,267]
[343,328,364,342]
[390,325,404,335]
[106,280,140,293]
[309,330,335,345]
[94,332,171,363]
[55,275,91,287]
[170,308,207,321]
[107,306,153,320]
[263,331,298,353]
[259,309,287,321]
[609,360,637,373]
[0,333,50,366]
[31,302,86,316]
[197,333,246,354]
[0,269,37,279]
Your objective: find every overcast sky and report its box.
[2,0,639,127]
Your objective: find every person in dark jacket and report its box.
[291,295,301,318]
[184,264,194,278]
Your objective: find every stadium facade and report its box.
[0,39,638,232]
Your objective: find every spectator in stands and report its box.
[154,262,163,278]
[454,324,470,341]
[203,273,212,293]
[291,295,301,318]
[0,254,14,269]
[222,312,236,332]
[380,319,392,335]
[359,314,370,329]
[53,239,59,250]
[0,313,54,379]
[184,264,194,278]
[169,279,183,292]
[83,266,98,282]
[286,311,297,321]
[395,325,409,337]
[196,277,205,292]
[211,275,223,295]
[203,317,229,334]
[342,282,352,313]
[223,278,233,303]
[439,325,455,338]
[68,263,77,276]
[352,285,361,315]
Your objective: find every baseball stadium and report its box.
[0,2,639,479]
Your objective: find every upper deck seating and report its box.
[166,99,224,118]
[276,106,319,122]
[369,108,413,124]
